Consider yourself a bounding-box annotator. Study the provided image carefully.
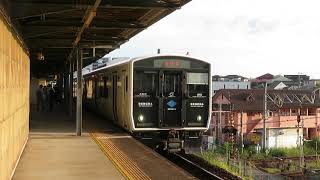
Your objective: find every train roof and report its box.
[82,54,210,76]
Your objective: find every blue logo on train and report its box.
[167,100,177,108]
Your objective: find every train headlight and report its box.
[196,115,202,122]
[138,115,144,122]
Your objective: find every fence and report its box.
[0,11,30,180]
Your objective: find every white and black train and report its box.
[83,55,211,152]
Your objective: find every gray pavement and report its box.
[12,105,124,180]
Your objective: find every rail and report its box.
[172,153,224,180]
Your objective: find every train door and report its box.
[112,75,118,123]
[161,71,183,127]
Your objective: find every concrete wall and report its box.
[267,128,302,148]
[0,14,30,180]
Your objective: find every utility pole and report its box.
[240,111,244,154]
[300,111,305,169]
[217,103,222,145]
[297,110,305,169]
[263,82,268,150]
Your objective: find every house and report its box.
[212,75,251,95]
[251,73,274,89]
[272,75,292,83]
[252,74,292,89]
[267,82,288,90]
[284,74,310,86]
[212,75,249,82]
[309,79,320,87]
[255,73,274,82]
[211,89,320,148]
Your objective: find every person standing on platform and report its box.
[48,84,55,112]
[36,85,44,111]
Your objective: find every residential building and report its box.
[267,82,288,90]
[284,74,310,86]
[306,79,320,89]
[255,73,274,82]
[211,89,320,148]
[212,75,251,95]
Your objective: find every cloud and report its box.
[108,0,320,78]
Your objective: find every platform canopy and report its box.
[2,0,191,76]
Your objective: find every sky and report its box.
[107,0,320,79]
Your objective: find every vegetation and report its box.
[196,150,247,179]
[195,143,250,179]
[241,137,320,160]
[196,138,320,176]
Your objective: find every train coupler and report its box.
[162,130,184,153]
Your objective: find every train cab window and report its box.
[187,72,209,97]
[134,71,158,97]
[163,73,181,97]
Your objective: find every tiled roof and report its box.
[212,89,320,111]
[256,73,274,80]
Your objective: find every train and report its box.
[83,55,211,152]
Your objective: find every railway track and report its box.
[165,152,241,180]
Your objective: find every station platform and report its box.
[12,104,194,180]
[12,106,124,180]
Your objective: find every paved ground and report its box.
[13,104,195,180]
[13,105,124,180]
[85,112,195,180]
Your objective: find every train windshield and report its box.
[187,72,209,97]
[163,72,181,97]
[134,71,159,97]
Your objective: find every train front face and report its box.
[132,56,211,151]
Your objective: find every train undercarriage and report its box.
[134,130,203,153]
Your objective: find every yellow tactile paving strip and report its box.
[90,132,151,180]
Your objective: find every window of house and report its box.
[269,111,273,117]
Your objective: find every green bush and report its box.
[268,148,286,157]
[305,137,320,151]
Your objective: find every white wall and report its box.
[267,128,302,148]
[212,81,251,95]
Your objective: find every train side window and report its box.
[98,77,104,98]
[125,76,128,93]
[186,72,209,97]
[103,77,108,98]
[86,79,93,99]
[94,79,98,98]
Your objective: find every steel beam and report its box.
[20,18,146,29]
[73,0,102,46]
[23,25,145,31]
[11,1,182,13]
[68,0,102,62]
